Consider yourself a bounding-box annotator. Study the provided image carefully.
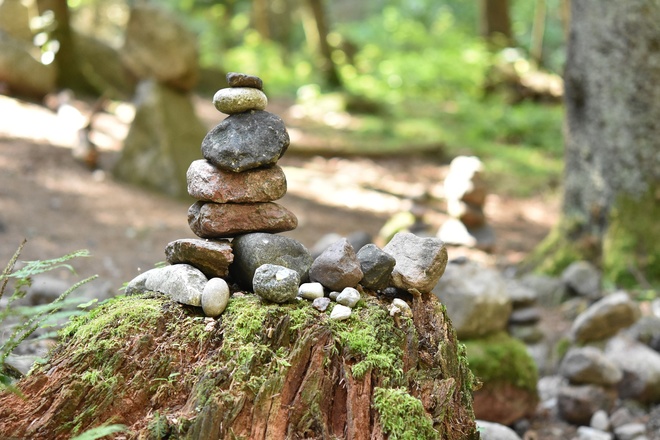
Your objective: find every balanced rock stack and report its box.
[438,155,495,251]
[187,72,298,238]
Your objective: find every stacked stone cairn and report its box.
[437,155,495,251]
[125,72,449,325]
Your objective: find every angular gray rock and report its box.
[187,160,287,203]
[201,110,289,173]
[202,277,230,317]
[562,260,602,300]
[605,336,660,403]
[557,384,616,425]
[432,260,512,339]
[121,3,198,91]
[230,233,313,290]
[336,287,361,308]
[613,423,646,440]
[125,264,207,307]
[383,232,448,294]
[576,426,613,440]
[559,346,623,386]
[475,420,522,440]
[213,87,267,114]
[165,238,233,279]
[113,80,206,198]
[188,201,297,238]
[519,273,567,307]
[570,291,640,343]
[590,409,610,432]
[508,307,541,324]
[356,244,396,291]
[253,264,300,304]
[309,238,363,291]
[312,296,332,312]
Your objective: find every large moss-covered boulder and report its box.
[463,332,539,426]
[0,292,478,439]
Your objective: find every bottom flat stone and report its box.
[188,201,297,238]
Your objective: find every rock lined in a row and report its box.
[187,72,297,238]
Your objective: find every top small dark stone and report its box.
[227,72,263,90]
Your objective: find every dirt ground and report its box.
[0,93,558,301]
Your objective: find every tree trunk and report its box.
[0,293,478,439]
[479,0,514,47]
[305,0,343,89]
[527,0,660,287]
[36,0,96,94]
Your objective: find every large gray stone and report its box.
[253,264,299,303]
[383,232,448,294]
[230,233,313,290]
[113,80,206,198]
[476,421,522,440]
[0,33,55,98]
[201,110,289,173]
[356,244,396,291]
[562,261,602,300]
[557,385,616,425]
[165,238,233,279]
[188,201,297,238]
[570,291,640,343]
[432,260,512,339]
[186,160,286,203]
[309,238,363,291]
[605,336,660,403]
[121,3,198,91]
[125,264,207,307]
[559,346,623,386]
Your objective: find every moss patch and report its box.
[373,387,438,440]
[462,332,538,393]
[603,186,660,288]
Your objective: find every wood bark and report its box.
[0,293,478,439]
[529,0,660,286]
[306,0,343,89]
[479,0,514,47]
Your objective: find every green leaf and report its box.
[69,424,127,440]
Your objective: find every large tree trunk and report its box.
[0,293,478,439]
[305,0,343,89]
[479,0,514,47]
[528,0,660,287]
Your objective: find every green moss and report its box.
[462,332,538,393]
[373,387,438,440]
[603,186,660,288]
[328,298,406,382]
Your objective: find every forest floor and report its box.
[0,93,559,296]
[0,93,571,438]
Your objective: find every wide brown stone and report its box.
[188,201,297,238]
[165,238,233,279]
[472,382,538,426]
[187,160,286,203]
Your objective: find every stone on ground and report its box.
[559,347,622,386]
[312,296,331,312]
[356,244,396,291]
[188,201,297,238]
[383,232,448,294]
[253,264,300,304]
[125,264,207,307]
[562,260,602,300]
[557,384,616,425]
[605,336,660,403]
[201,277,230,317]
[298,282,324,300]
[330,304,352,321]
[336,287,361,308]
[570,291,640,343]
[230,233,313,290]
[187,160,287,203]
[201,110,289,173]
[476,420,522,440]
[165,238,233,279]
[309,238,363,291]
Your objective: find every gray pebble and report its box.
[253,264,300,304]
[298,282,325,300]
[336,287,361,308]
[330,304,352,321]
[312,297,331,312]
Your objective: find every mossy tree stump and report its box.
[0,292,478,439]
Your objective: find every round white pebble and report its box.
[392,298,413,317]
[201,277,230,317]
[330,304,352,320]
[298,282,325,300]
[213,87,268,114]
[336,287,361,308]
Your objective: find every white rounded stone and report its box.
[213,87,267,114]
[392,298,413,318]
[330,304,352,321]
[336,287,361,308]
[298,282,325,300]
[202,277,230,317]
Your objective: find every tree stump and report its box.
[0,292,478,439]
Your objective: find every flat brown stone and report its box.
[187,160,286,203]
[165,238,233,279]
[188,201,297,238]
